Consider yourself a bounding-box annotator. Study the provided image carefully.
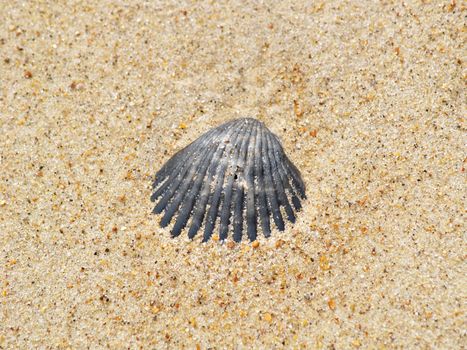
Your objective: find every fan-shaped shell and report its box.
[151,118,306,242]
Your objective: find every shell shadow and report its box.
[151,118,306,242]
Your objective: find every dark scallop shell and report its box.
[151,118,306,242]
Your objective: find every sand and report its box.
[0,0,465,348]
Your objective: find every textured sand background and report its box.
[1,0,465,349]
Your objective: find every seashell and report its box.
[151,118,306,242]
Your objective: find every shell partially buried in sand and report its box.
[151,118,306,242]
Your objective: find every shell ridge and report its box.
[202,119,250,241]
[269,135,305,206]
[284,156,306,199]
[152,126,219,192]
[244,122,259,241]
[152,120,235,195]
[159,123,237,228]
[188,121,248,239]
[269,134,306,198]
[262,129,285,231]
[151,129,216,203]
[255,125,271,237]
[152,140,198,188]
[172,122,243,237]
[232,122,259,242]
[265,132,297,222]
[217,120,254,241]
[151,125,227,208]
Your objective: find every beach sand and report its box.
[1,0,465,348]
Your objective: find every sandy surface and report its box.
[1,0,465,349]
